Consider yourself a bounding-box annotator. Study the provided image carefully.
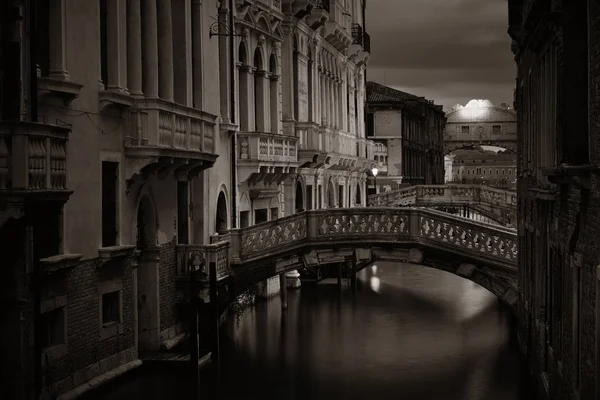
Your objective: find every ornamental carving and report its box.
[318,212,408,236]
[420,216,517,261]
[241,216,307,258]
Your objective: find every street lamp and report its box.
[372,167,378,195]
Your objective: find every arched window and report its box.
[238,43,249,131]
[269,53,278,133]
[307,46,313,122]
[253,48,266,131]
[216,191,228,233]
[293,36,299,121]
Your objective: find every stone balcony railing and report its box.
[238,132,298,163]
[126,98,218,155]
[298,127,374,159]
[0,120,70,194]
[369,184,517,209]
[211,207,517,271]
[175,241,232,281]
[256,0,282,11]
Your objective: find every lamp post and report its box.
[372,167,378,194]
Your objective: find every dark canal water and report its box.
[85,262,533,399]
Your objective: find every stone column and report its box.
[238,66,252,131]
[119,0,128,92]
[193,0,205,110]
[157,0,174,101]
[270,74,280,133]
[142,0,159,97]
[127,0,144,96]
[48,0,69,79]
[281,30,295,120]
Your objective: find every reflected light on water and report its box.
[370,276,381,293]
[371,264,378,274]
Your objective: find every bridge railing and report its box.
[369,184,517,208]
[176,240,232,281]
[211,207,517,271]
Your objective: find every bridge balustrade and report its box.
[369,184,517,209]
[205,208,517,278]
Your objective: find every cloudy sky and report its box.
[366,0,515,111]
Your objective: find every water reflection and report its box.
[84,261,531,399]
[221,262,530,399]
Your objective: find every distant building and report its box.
[366,81,446,193]
[444,99,517,189]
[445,99,517,154]
[451,148,517,190]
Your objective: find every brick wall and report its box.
[40,257,136,398]
[159,239,177,335]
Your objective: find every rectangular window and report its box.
[41,307,66,349]
[461,126,469,134]
[177,181,189,244]
[270,208,278,221]
[100,0,108,87]
[101,291,121,326]
[318,185,322,209]
[255,209,268,224]
[306,185,313,210]
[492,125,501,134]
[240,211,250,228]
[101,161,118,247]
[338,185,344,208]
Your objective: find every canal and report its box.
[84,261,533,399]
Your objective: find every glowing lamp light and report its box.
[372,167,379,177]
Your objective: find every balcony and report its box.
[124,98,219,188]
[348,23,370,66]
[237,132,299,183]
[175,241,232,282]
[297,128,375,173]
[0,120,72,204]
[322,1,352,51]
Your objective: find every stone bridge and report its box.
[369,184,517,226]
[178,207,519,310]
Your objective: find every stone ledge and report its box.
[39,254,83,274]
[48,347,137,397]
[98,245,137,265]
[55,359,142,400]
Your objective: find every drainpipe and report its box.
[229,0,237,229]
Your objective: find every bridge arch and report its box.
[219,208,518,311]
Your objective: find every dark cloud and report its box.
[366,0,515,110]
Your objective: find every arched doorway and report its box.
[295,181,304,213]
[136,195,160,353]
[327,179,336,208]
[355,183,362,206]
[216,191,228,233]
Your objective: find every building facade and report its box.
[365,81,445,191]
[444,99,517,154]
[451,148,517,190]
[0,0,373,399]
[508,1,599,399]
